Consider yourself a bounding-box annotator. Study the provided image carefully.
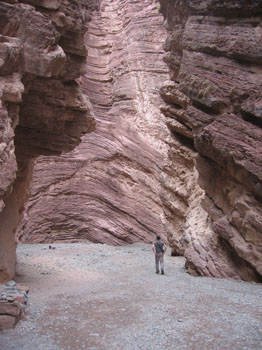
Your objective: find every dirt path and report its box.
[1,242,262,350]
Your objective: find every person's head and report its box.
[156,236,161,241]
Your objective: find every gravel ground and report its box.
[1,242,262,350]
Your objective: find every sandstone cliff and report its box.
[18,0,202,250]
[18,0,182,245]
[159,0,262,282]
[0,0,97,282]
[16,0,262,283]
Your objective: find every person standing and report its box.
[152,236,167,274]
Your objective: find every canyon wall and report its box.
[17,0,262,283]
[159,0,262,281]
[0,0,97,282]
[18,0,202,248]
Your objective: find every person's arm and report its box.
[152,243,156,255]
[163,244,167,254]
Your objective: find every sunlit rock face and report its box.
[160,0,262,282]
[18,0,196,246]
[0,0,97,282]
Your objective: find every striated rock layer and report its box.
[18,0,199,247]
[159,0,262,282]
[0,0,97,282]
[18,0,262,283]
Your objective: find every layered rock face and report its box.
[18,0,197,246]
[0,0,97,282]
[18,0,262,283]
[0,280,29,330]
[160,0,262,281]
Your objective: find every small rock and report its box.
[12,294,26,304]
[0,315,17,330]
[7,296,15,302]
[5,280,16,288]
[16,284,30,294]
[0,301,20,317]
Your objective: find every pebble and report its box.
[5,280,16,288]
[6,296,15,302]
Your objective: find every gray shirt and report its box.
[154,241,164,254]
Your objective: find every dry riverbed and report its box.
[1,242,262,350]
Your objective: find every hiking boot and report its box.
[156,271,159,274]
[161,270,164,275]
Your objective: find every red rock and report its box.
[15,284,29,294]
[1,0,261,285]
[12,293,25,304]
[160,0,262,282]
[0,0,99,283]
[18,0,178,246]
[0,301,20,317]
[0,314,17,330]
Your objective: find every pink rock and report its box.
[15,284,29,294]
[0,0,98,283]
[12,294,25,304]
[159,0,262,282]
[0,301,20,317]
[17,0,173,247]
[0,314,17,330]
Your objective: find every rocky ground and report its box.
[1,242,262,350]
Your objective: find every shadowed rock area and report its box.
[0,0,98,282]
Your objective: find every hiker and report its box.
[152,236,167,274]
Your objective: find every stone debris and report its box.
[2,242,262,350]
[0,280,29,330]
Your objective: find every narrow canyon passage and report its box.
[18,0,174,246]
[1,243,262,350]
[1,6,262,344]
[14,0,262,285]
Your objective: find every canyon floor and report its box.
[1,242,262,350]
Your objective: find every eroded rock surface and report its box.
[159,0,262,281]
[17,0,262,283]
[0,280,29,330]
[18,0,200,248]
[0,0,97,282]
[18,0,176,245]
